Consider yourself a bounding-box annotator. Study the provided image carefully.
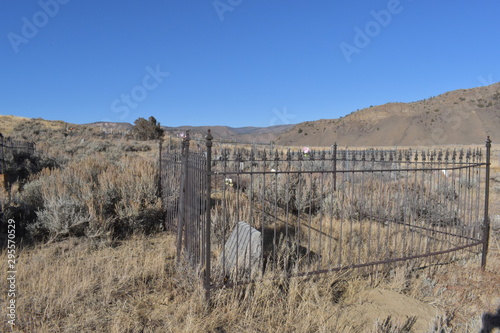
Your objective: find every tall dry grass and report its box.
[5,232,489,332]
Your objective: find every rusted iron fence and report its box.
[0,134,36,174]
[161,131,491,299]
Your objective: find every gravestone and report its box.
[223,221,262,279]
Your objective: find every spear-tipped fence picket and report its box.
[161,131,492,300]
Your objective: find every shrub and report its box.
[34,196,90,238]
[132,116,164,141]
[2,150,59,191]
[121,143,152,152]
[20,155,163,241]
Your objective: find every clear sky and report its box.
[1,0,499,128]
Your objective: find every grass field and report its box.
[1,123,499,332]
[1,231,499,332]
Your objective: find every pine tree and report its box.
[132,116,164,140]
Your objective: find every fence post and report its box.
[0,133,4,175]
[333,142,337,191]
[481,136,492,269]
[204,129,213,301]
[158,139,163,199]
[177,131,190,263]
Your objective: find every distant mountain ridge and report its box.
[162,124,294,143]
[85,122,294,143]
[0,117,293,144]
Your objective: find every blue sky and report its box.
[1,0,499,128]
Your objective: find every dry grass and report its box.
[1,235,176,332]
[0,115,33,136]
[2,231,498,332]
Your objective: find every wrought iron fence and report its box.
[161,131,492,300]
[0,133,36,174]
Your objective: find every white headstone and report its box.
[223,221,262,279]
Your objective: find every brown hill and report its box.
[277,82,500,147]
[0,115,71,136]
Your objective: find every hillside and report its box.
[277,82,500,147]
[86,122,134,132]
[0,116,72,137]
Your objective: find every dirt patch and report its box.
[345,288,440,332]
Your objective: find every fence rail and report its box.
[161,131,491,300]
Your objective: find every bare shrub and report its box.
[34,196,91,238]
[20,155,162,241]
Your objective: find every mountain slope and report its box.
[277,82,500,147]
